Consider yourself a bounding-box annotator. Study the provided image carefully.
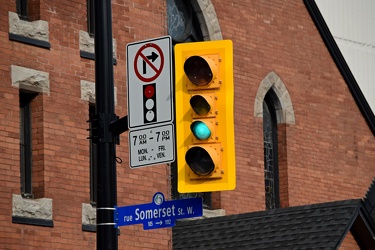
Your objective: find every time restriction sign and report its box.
[127,36,173,129]
[129,124,175,168]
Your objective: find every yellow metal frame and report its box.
[174,40,236,193]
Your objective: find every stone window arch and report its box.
[168,0,223,43]
[189,0,223,41]
[255,71,295,208]
[254,71,295,125]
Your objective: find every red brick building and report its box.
[1,0,374,249]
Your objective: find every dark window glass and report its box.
[20,91,37,198]
[16,0,28,20]
[263,92,280,209]
[87,0,95,36]
[89,105,97,205]
[167,0,203,44]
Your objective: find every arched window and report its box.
[263,90,280,209]
[255,71,295,209]
[167,0,212,208]
[167,0,203,44]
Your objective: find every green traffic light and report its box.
[191,121,211,140]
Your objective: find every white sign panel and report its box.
[129,124,175,168]
[126,36,173,129]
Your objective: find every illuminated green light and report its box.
[191,121,211,140]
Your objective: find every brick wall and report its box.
[1,0,170,249]
[339,231,361,250]
[1,0,375,249]
[212,0,375,214]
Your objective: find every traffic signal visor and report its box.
[174,40,235,193]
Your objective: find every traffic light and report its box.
[174,40,235,193]
[143,83,156,123]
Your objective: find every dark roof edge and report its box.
[303,0,375,136]
[334,202,363,248]
[352,202,375,248]
[364,178,375,214]
[176,199,363,227]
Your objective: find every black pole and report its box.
[94,0,118,249]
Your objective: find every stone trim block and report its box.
[79,30,117,59]
[254,71,295,124]
[202,208,226,218]
[80,80,96,104]
[11,65,50,95]
[82,203,96,226]
[8,11,49,47]
[80,80,117,106]
[181,208,226,222]
[12,194,52,220]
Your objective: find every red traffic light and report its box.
[144,84,155,98]
[184,56,213,86]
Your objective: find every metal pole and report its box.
[94,0,118,249]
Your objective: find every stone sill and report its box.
[8,11,50,49]
[12,216,53,227]
[9,33,50,49]
[202,208,226,218]
[12,194,53,227]
[9,33,51,49]
[82,223,96,232]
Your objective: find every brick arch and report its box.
[254,71,295,124]
[190,0,223,41]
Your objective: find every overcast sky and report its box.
[315,0,375,113]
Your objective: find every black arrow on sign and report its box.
[143,52,159,74]
[147,52,159,62]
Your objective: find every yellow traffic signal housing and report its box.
[174,40,235,193]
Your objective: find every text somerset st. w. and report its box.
[122,204,195,223]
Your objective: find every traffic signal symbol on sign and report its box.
[143,83,157,123]
[174,40,236,193]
